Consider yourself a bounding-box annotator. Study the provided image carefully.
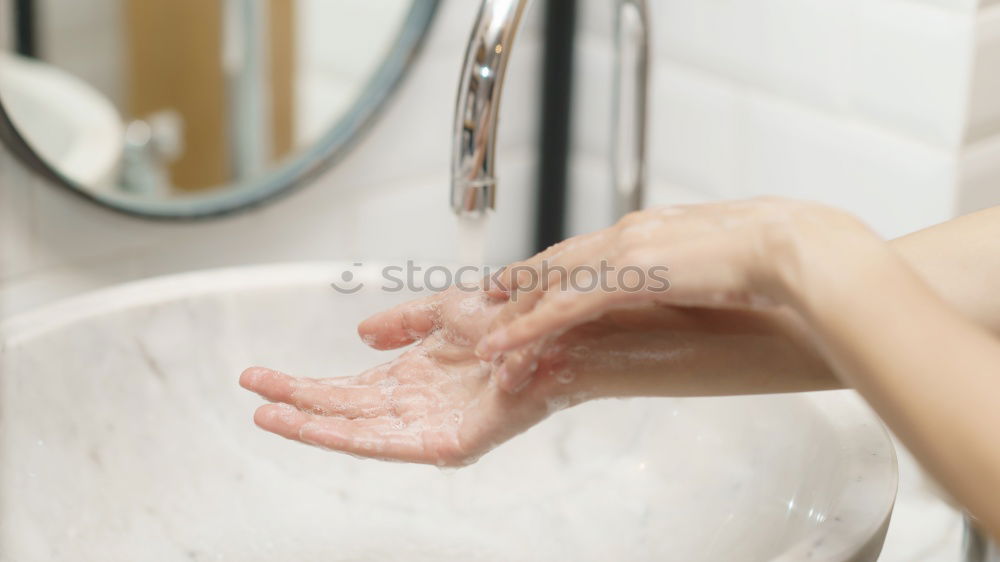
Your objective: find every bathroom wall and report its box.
[36,0,125,106]
[0,1,543,317]
[293,0,413,145]
[6,0,1000,313]
[569,0,1000,238]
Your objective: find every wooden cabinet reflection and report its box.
[124,0,293,191]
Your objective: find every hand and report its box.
[491,303,839,395]
[240,288,592,467]
[477,198,878,363]
[242,289,841,464]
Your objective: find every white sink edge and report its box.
[1,262,378,345]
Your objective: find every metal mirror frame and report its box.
[0,0,440,219]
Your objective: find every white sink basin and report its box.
[0,263,897,561]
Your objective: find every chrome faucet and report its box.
[450,0,650,220]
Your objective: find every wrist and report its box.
[757,206,890,313]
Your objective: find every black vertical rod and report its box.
[534,0,576,253]
[14,0,37,57]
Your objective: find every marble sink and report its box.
[0,263,897,561]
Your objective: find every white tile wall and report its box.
[957,131,1000,211]
[572,0,1000,237]
[582,0,980,147]
[37,0,125,107]
[0,0,543,318]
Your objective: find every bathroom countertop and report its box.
[878,437,964,561]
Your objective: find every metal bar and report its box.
[534,0,576,251]
[222,0,271,182]
[612,0,649,218]
[14,0,37,57]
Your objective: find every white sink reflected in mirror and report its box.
[0,52,124,190]
[0,263,897,561]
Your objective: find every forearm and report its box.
[789,225,1000,540]
[483,200,1000,535]
[891,205,1000,335]
[564,206,1000,398]
[577,328,839,398]
[550,307,840,398]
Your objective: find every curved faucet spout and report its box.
[451,0,649,221]
[451,0,533,216]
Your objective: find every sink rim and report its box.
[0,262,899,561]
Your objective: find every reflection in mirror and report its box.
[0,0,437,216]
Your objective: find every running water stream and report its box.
[457,213,489,267]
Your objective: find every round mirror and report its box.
[0,0,439,218]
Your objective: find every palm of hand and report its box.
[241,289,564,467]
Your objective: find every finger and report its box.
[254,404,438,463]
[483,289,637,354]
[240,367,389,418]
[241,366,338,402]
[506,233,619,314]
[475,234,616,360]
[298,417,442,464]
[483,267,512,300]
[495,346,541,394]
[487,247,564,299]
[484,262,538,300]
[492,231,604,297]
[475,287,545,360]
[357,294,444,350]
[253,402,313,441]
